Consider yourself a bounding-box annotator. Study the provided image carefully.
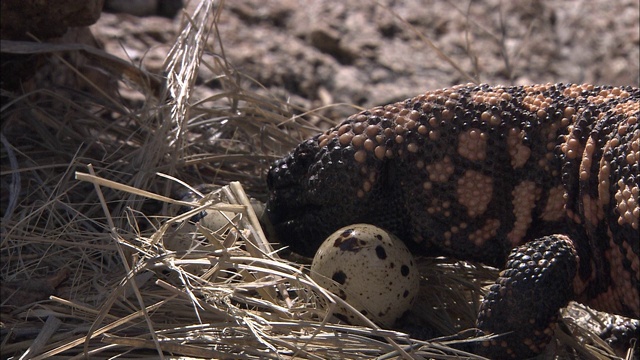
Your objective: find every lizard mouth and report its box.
[265,197,318,227]
[265,162,328,257]
[264,199,325,257]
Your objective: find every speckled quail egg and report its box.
[199,207,239,232]
[200,198,264,232]
[310,224,420,327]
[178,184,265,233]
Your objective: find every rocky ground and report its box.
[95,0,639,121]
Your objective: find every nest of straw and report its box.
[0,1,635,359]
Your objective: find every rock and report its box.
[1,0,104,40]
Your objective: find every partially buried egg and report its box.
[310,224,420,327]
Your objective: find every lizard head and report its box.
[265,136,369,257]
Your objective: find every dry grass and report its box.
[0,1,635,359]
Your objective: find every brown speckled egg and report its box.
[310,224,420,327]
[199,207,238,232]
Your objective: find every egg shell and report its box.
[310,224,420,327]
[199,209,238,232]
[199,197,263,232]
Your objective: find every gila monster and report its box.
[265,83,639,358]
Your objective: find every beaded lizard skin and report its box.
[266,83,639,358]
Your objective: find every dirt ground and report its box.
[95,0,639,121]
